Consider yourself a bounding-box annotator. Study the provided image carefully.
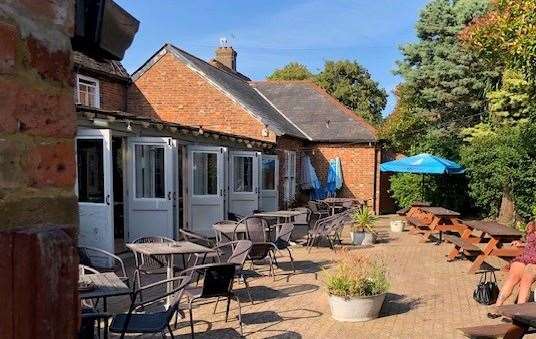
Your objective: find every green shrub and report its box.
[323,251,389,298]
[350,206,378,233]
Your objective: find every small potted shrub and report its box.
[324,251,389,322]
[350,206,378,245]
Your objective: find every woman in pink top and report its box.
[494,221,536,307]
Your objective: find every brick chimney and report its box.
[214,38,237,71]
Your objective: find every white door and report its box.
[187,145,225,235]
[260,154,279,211]
[283,150,297,206]
[229,151,259,216]
[76,128,114,254]
[127,137,175,241]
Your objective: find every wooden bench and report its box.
[444,234,481,252]
[458,323,525,339]
[406,216,428,228]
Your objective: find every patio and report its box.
[100,215,518,338]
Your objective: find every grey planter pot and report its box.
[350,231,376,246]
[328,293,386,322]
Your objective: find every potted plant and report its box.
[350,206,378,245]
[323,251,389,322]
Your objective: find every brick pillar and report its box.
[0,1,79,338]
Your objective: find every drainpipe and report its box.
[372,143,379,214]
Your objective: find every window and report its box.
[233,156,253,192]
[134,145,165,198]
[284,151,297,202]
[76,74,100,108]
[262,158,276,190]
[193,152,218,195]
[77,139,104,203]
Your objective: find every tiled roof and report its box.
[132,44,308,140]
[250,81,377,143]
[73,51,130,81]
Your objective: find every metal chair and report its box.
[308,201,330,220]
[244,218,278,280]
[78,246,129,285]
[212,240,254,305]
[307,213,345,252]
[179,229,218,268]
[181,263,243,337]
[131,236,175,301]
[273,223,296,274]
[109,276,190,339]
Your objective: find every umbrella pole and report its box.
[421,174,425,202]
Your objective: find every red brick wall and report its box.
[309,143,378,211]
[0,1,78,337]
[128,51,276,142]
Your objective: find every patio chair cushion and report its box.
[274,238,290,250]
[109,312,170,333]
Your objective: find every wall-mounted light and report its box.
[198,126,204,135]
[262,126,269,137]
[93,118,109,127]
[325,119,331,128]
[126,120,132,131]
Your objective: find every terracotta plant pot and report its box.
[328,293,386,322]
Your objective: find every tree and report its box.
[460,0,536,79]
[394,0,499,126]
[267,62,313,80]
[315,60,387,125]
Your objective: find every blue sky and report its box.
[116,0,429,116]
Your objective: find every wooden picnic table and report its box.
[126,241,213,307]
[461,220,523,274]
[406,206,464,243]
[495,303,536,338]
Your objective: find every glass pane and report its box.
[262,158,275,190]
[233,156,253,192]
[193,152,218,195]
[135,144,165,198]
[77,139,104,203]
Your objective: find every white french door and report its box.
[127,137,175,241]
[228,151,259,216]
[187,145,225,235]
[283,150,297,205]
[76,128,114,254]
[260,154,279,212]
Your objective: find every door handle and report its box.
[173,192,177,200]
[220,189,223,197]
[168,192,172,200]
[105,194,111,206]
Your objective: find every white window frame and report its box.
[284,150,297,203]
[76,74,100,108]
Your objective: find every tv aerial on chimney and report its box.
[219,37,229,47]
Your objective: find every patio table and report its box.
[79,272,131,338]
[213,221,247,242]
[126,241,213,307]
[461,220,522,274]
[253,210,304,223]
[321,198,357,215]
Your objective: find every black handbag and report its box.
[473,271,500,305]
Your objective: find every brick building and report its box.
[129,43,389,213]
